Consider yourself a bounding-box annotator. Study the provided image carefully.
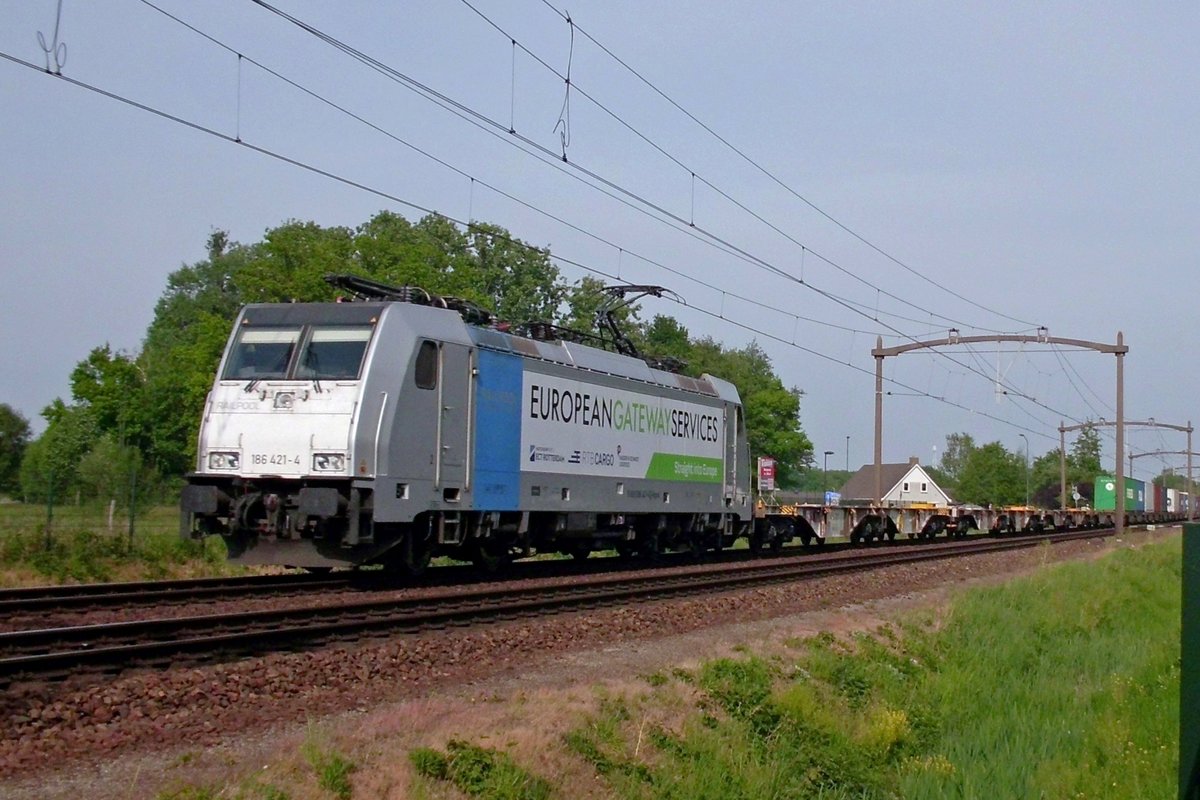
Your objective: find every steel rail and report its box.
[0,572,352,613]
[0,528,1118,684]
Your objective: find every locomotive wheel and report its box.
[569,544,591,561]
[402,533,433,577]
[769,531,784,554]
[471,538,510,573]
[639,529,663,561]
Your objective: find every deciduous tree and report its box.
[0,404,31,495]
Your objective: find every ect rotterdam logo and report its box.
[528,445,565,463]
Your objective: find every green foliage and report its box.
[955,440,1024,506]
[70,344,148,447]
[410,740,552,800]
[0,503,229,585]
[566,537,1180,800]
[77,434,163,511]
[303,741,356,799]
[0,402,31,494]
[1070,422,1103,479]
[937,431,975,494]
[19,401,97,502]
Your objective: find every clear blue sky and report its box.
[2,1,1196,478]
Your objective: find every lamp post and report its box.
[1018,433,1030,507]
[823,450,834,500]
[845,436,850,472]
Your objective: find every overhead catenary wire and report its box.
[134,0,888,341]
[247,0,1023,338]
[138,0,1066,396]
[0,44,1077,444]
[234,0,1102,424]
[7,6,1113,443]
[529,0,1041,330]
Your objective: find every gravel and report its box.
[0,529,1168,784]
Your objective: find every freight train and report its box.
[181,277,757,572]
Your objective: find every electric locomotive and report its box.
[181,276,753,572]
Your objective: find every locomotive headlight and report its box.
[312,453,347,472]
[207,451,240,470]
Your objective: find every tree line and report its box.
[1,211,815,505]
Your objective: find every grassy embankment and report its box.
[150,534,1181,799]
[0,502,240,586]
[408,536,1181,800]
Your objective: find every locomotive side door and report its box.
[435,342,474,499]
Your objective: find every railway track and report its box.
[0,527,1115,685]
[0,571,353,613]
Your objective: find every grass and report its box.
[409,739,553,800]
[563,536,1181,799]
[0,502,245,586]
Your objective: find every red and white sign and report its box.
[757,457,776,492]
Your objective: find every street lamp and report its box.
[845,436,850,472]
[1018,433,1030,507]
[823,450,835,499]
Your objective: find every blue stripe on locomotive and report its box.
[472,349,523,510]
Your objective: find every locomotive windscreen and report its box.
[223,328,301,380]
[296,326,374,380]
[222,324,374,381]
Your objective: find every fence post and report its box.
[1184,522,1199,800]
[127,462,137,550]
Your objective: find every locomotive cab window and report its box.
[296,326,373,380]
[223,328,301,380]
[414,340,439,389]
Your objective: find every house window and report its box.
[902,482,909,492]
[921,482,928,493]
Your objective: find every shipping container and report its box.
[1093,475,1144,511]
[1129,477,1146,511]
[1094,475,1117,511]
[1153,483,1166,514]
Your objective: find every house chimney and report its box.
[909,456,919,466]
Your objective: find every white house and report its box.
[837,457,953,507]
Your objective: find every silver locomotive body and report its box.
[182,296,752,570]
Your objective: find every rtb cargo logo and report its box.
[568,450,616,467]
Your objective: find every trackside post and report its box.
[1184,522,1200,800]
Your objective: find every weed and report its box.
[302,740,356,799]
[412,739,552,800]
[410,746,450,780]
[643,671,668,687]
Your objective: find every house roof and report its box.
[839,463,911,501]
[838,462,953,503]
